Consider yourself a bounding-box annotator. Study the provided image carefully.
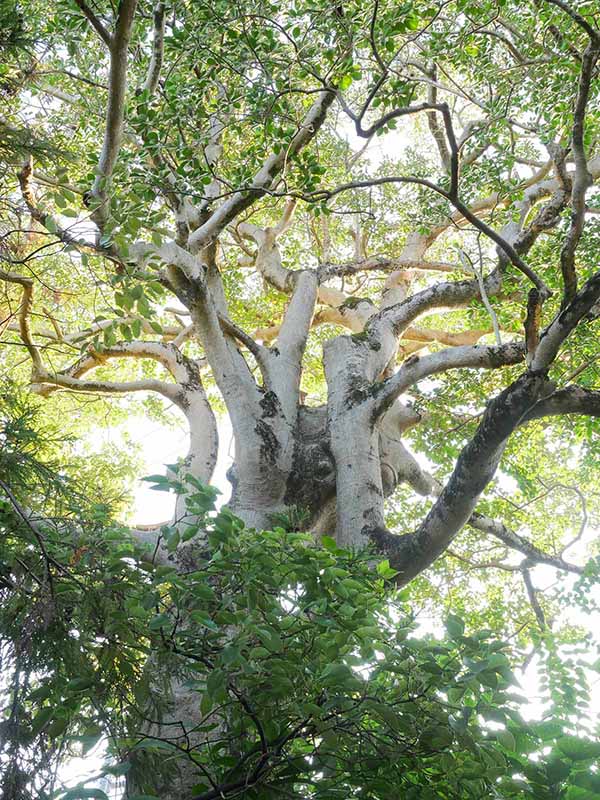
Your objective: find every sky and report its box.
[128,408,234,524]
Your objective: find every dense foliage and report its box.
[0,396,599,799]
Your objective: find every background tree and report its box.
[2,0,600,796]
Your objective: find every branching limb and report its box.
[268,270,318,419]
[372,342,525,420]
[371,370,554,585]
[18,159,119,263]
[188,90,335,252]
[558,38,599,304]
[217,313,271,380]
[312,156,584,306]
[17,334,219,508]
[236,218,296,293]
[543,0,600,42]
[524,384,600,421]
[469,513,583,576]
[317,153,597,301]
[318,255,466,281]
[374,160,599,345]
[0,268,42,371]
[524,288,542,366]
[446,550,522,573]
[73,0,112,47]
[19,334,195,407]
[378,426,585,577]
[34,340,188,385]
[188,281,260,414]
[131,239,204,281]
[86,0,139,230]
[312,173,549,294]
[234,207,318,416]
[373,376,600,586]
[379,411,438,498]
[531,269,600,371]
[143,3,166,95]
[341,97,450,141]
[31,371,179,400]
[521,565,547,630]
[276,270,318,365]
[425,66,451,171]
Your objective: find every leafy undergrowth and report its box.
[1,396,600,799]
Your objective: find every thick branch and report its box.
[379,427,585,576]
[188,90,335,252]
[267,270,318,420]
[143,3,165,95]
[469,513,583,575]
[0,268,42,370]
[73,0,112,47]
[87,0,138,229]
[31,372,178,399]
[373,378,600,585]
[370,371,552,585]
[318,255,465,281]
[558,39,599,304]
[373,342,525,419]
[524,384,600,421]
[531,269,600,370]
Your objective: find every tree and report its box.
[1,0,600,796]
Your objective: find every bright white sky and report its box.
[129,409,234,523]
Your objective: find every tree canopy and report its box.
[1,0,600,797]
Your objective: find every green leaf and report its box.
[148,613,170,630]
[565,788,600,800]
[190,611,218,631]
[47,714,69,737]
[320,663,353,686]
[206,669,227,700]
[28,684,53,702]
[557,736,600,761]
[445,614,465,639]
[142,474,172,492]
[496,729,516,751]
[102,762,131,776]
[31,707,53,736]
[66,677,95,692]
[200,691,213,716]
[132,738,180,752]
[376,559,398,579]
[321,535,337,551]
